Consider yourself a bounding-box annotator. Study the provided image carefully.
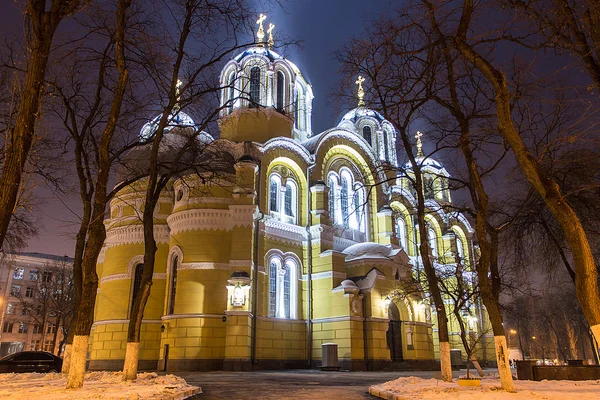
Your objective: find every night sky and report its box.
[10,1,394,256]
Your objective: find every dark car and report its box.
[0,351,62,373]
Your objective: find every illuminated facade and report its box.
[89,24,493,371]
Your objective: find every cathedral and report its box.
[89,17,493,372]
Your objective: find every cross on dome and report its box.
[415,130,423,157]
[267,23,275,48]
[256,14,266,44]
[355,75,365,107]
[173,79,183,112]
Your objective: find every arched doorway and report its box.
[387,302,403,361]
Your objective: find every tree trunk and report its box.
[454,0,600,353]
[122,342,140,380]
[66,335,88,389]
[62,344,72,373]
[66,0,130,388]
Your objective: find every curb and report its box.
[156,386,202,400]
[368,385,409,400]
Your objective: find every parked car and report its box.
[0,351,62,373]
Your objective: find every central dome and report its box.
[337,106,398,167]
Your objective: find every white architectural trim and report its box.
[105,224,169,246]
[161,313,225,320]
[300,271,346,281]
[257,316,306,324]
[311,316,364,324]
[179,262,231,270]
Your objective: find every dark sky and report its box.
[16,1,395,256]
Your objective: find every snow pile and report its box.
[0,371,200,399]
[370,376,600,400]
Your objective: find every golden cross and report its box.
[355,76,365,107]
[267,23,275,48]
[256,14,266,44]
[415,130,423,156]
[173,79,183,112]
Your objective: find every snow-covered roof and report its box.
[139,111,196,140]
[343,242,401,260]
[339,107,386,124]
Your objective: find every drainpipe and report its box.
[362,293,369,370]
[251,158,264,366]
[305,162,316,367]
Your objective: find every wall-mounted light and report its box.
[383,295,392,307]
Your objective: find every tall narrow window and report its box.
[276,71,284,112]
[383,130,390,160]
[294,90,299,127]
[168,256,178,314]
[397,218,407,249]
[328,175,337,222]
[456,237,464,262]
[341,175,349,228]
[130,264,144,316]
[268,258,279,317]
[228,72,235,113]
[269,177,279,212]
[424,176,434,199]
[353,189,362,231]
[249,66,261,108]
[362,126,372,146]
[428,229,438,257]
[282,263,291,318]
[284,183,294,217]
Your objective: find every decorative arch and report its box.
[264,156,309,226]
[264,249,302,319]
[127,255,145,276]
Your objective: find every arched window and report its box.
[276,71,285,112]
[328,173,339,224]
[397,218,407,249]
[352,184,364,231]
[269,175,280,212]
[383,130,390,160]
[228,72,236,113]
[168,256,178,314]
[428,228,438,258]
[424,176,435,199]
[456,237,464,262]
[362,126,372,146]
[341,173,350,228]
[329,169,367,233]
[268,256,298,319]
[284,182,294,218]
[130,264,144,317]
[294,90,299,128]
[268,173,297,224]
[249,66,261,108]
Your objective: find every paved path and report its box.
[179,369,477,399]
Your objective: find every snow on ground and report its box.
[369,375,600,400]
[0,371,200,399]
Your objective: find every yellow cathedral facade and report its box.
[88,20,493,372]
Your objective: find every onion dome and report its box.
[336,76,398,166]
[218,14,313,143]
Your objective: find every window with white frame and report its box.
[327,168,367,232]
[268,172,298,224]
[276,70,285,112]
[428,228,438,258]
[249,66,261,108]
[268,256,298,319]
[397,218,408,249]
[13,267,24,280]
[456,236,464,263]
[227,71,236,113]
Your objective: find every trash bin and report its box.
[320,342,339,371]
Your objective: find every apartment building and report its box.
[0,252,73,357]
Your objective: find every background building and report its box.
[0,252,74,356]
